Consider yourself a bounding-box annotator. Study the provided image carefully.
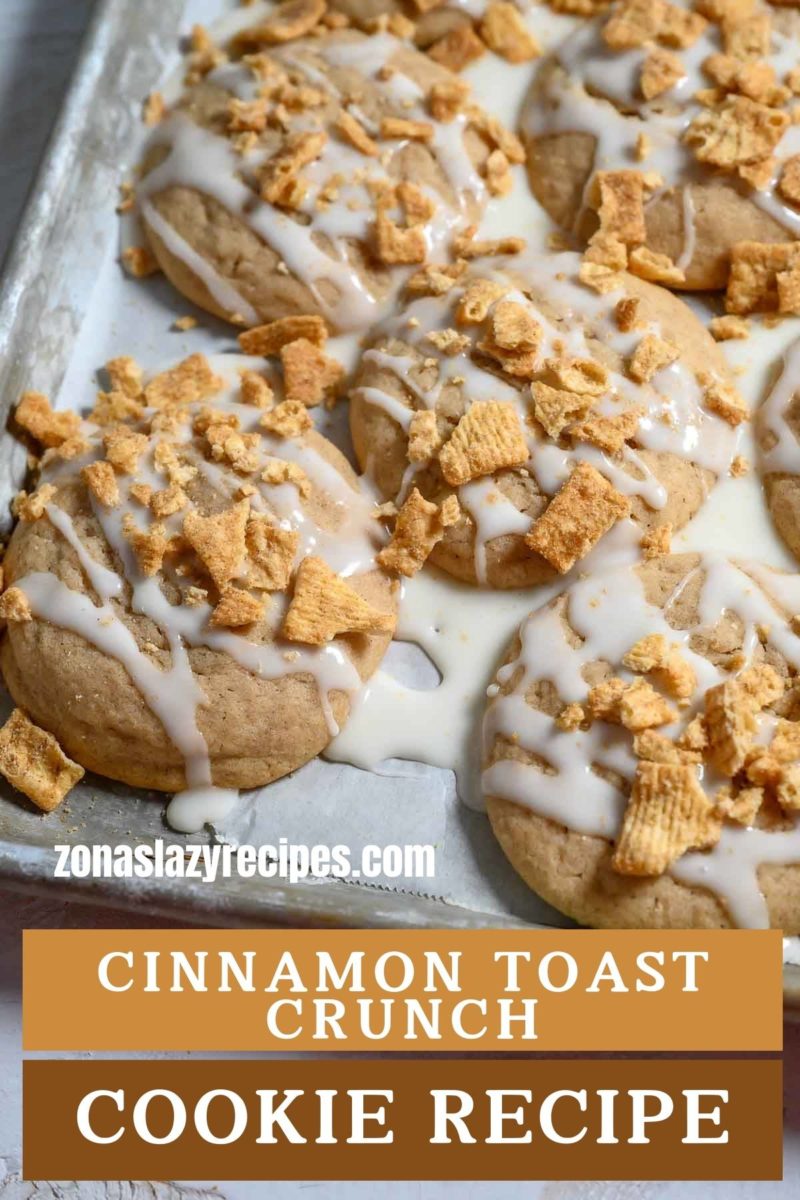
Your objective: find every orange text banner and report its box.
[23,1058,782,1182]
[23,929,783,1052]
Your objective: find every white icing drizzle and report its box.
[522,1,800,256]
[138,32,490,331]
[11,358,385,834]
[482,555,800,928]
[355,249,738,580]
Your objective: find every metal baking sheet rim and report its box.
[0,0,797,1011]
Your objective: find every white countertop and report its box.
[0,2,798,1197]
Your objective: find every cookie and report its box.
[136,22,516,331]
[759,337,800,562]
[483,553,800,930]
[349,248,743,588]
[522,0,800,292]
[1,353,396,797]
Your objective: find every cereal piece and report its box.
[407,261,468,298]
[122,246,160,278]
[525,461,630,573]
[613,761,720,876]
[407,410,442,463]
[260,130,326,207]
[281,338,344,407]
[770,718,800,763]
[0,709,84,813]
[615,297,641,332]
[374,210,427,265]
[439,401,529,486]
[778,155,800,208]
[640,523,672,558]
[569,406,644,455]
[143,92,165,126]
[777,267,800,315]
[377,488,460,577]
[13,485,56,522]
[261,458,311,498]
[183,500,250,590]
[335,110,379,156]
[587,677,626,721]
[103,426,149,474]
[456,279,509,324]
[484,149,513,197]
[641,48,685,100]
[726,241,800,313]
[91,390,144,426]
[547,357,609,396]
[530,383,593,439]
[283,556,395,643]
[704,663,783,775]
[211,585,264,628]
[709,314,750,340]
[241,0,326,44]
[81,462,120,508]
[240,371,275,408]
[723,10,771,60]
[714,784,763,825]
[627,245,686,285]
[635,132,652,161]
[428,79,470,122]
[227,96,269,134]
[591,170,647,248]
[453,232,526,258]
[427,24,486,72]
[634,729,702,763]
[659,4,707,47]
[425,328,471,356]
[490,301,542,353]
[153,442,197,487]
[628,334,679,382]
[144,353,221,408]
[777,765,800,813]
[555,702,585,731]
[183,585,208,607]
[246,516,299,590]
[603,0,664,48]
[239,315,328,357]
[619,678,678,731]
[730,454,749,476]
[700,373,748,425]
[122,517,169,577]
[106,356,143,398]
[479,2,540,63]
[654,650,696,702]
[380,116,434,142]
[259,399,313,439]
[623,633,668,673]
[684,95,789,169]
[0,587,32,622]
[677,714,708,754]
[150,484,188,518]
[15,392,80,449]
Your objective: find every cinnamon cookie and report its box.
[0,351,396,802]
[522,0,800,293]
[349,249,743,588]
[135,18,518,331]
[484,553,800,930]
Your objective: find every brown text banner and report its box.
[23,1058,782,1181]
[23,929,782,1051]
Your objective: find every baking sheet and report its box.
[0,0,798,1004]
